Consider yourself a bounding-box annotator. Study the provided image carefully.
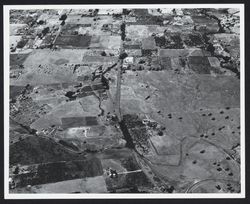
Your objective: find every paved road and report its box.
[114,15,126,122]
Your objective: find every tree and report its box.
[123,9,131,15]
[120,23,126,41]
[59,14,67,21]
[119,52,128,60]
[101,51,107,56]
[13,166,19,174]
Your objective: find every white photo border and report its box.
[4,3,245,199]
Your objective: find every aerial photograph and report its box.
[8,7,241,194]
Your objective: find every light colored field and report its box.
[23,49,86,67]
[66,15,95,24]
[101,159,127,173]
[150,135,180,155]
[10,24,28,35]
[82,55,118,65]
[126,25,149,38]
[187,179,240,193]
[89,35,121,49]
[148,138,240,190]
[10,36,22,48]
[49,98,99,119]
[116,66,240,190]
[14,176,108,193]
[98,9,122,15]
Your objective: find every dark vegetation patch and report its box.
[59,13,67,21]
[81,85,92,92]
[154,33,184,49]
[154,36,166,48]
[58,140,80,152]
[77,91,95,98]
[13,158,103,187]
[120,23,126,41]
[119,120,135,149]
[92,83,107,90]
[16,38,28,49]
[38,27,50,39]
[183,33,205,48]
[123,9,131,15]
[135,16,164,25]
[10,53,30,66]
[10,136,86,165]
[122,114,145,129]
[55,35,91,48]
[10,85,26,100]
[119,52,128,60]
[65,91,77,100]
[129,9,164,25]
[10,118,30,134]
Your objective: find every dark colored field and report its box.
[10,136,86,165]
[61,116,98,129]
[81,85,93,92]
[188,56,210,65]
[10,53,30,66]
[188,56,212,74]
[183,33,205,47]
[77,91,95,98]
[77,75,91,81]
[10,85,25,100]
[164,33,184,49]
[155,33,184,49]
[16,38,28,49]
[188,64,212,74]
[60,24,82,35]
[10,118,30,134]
[160,57,172,70]
[86,116,99,126]
[132,9,149,16]
[92,83,106,90]
[13,158,103,187]
[55,35,91,48]
[123,44,141,49]
[58,140,80,152]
